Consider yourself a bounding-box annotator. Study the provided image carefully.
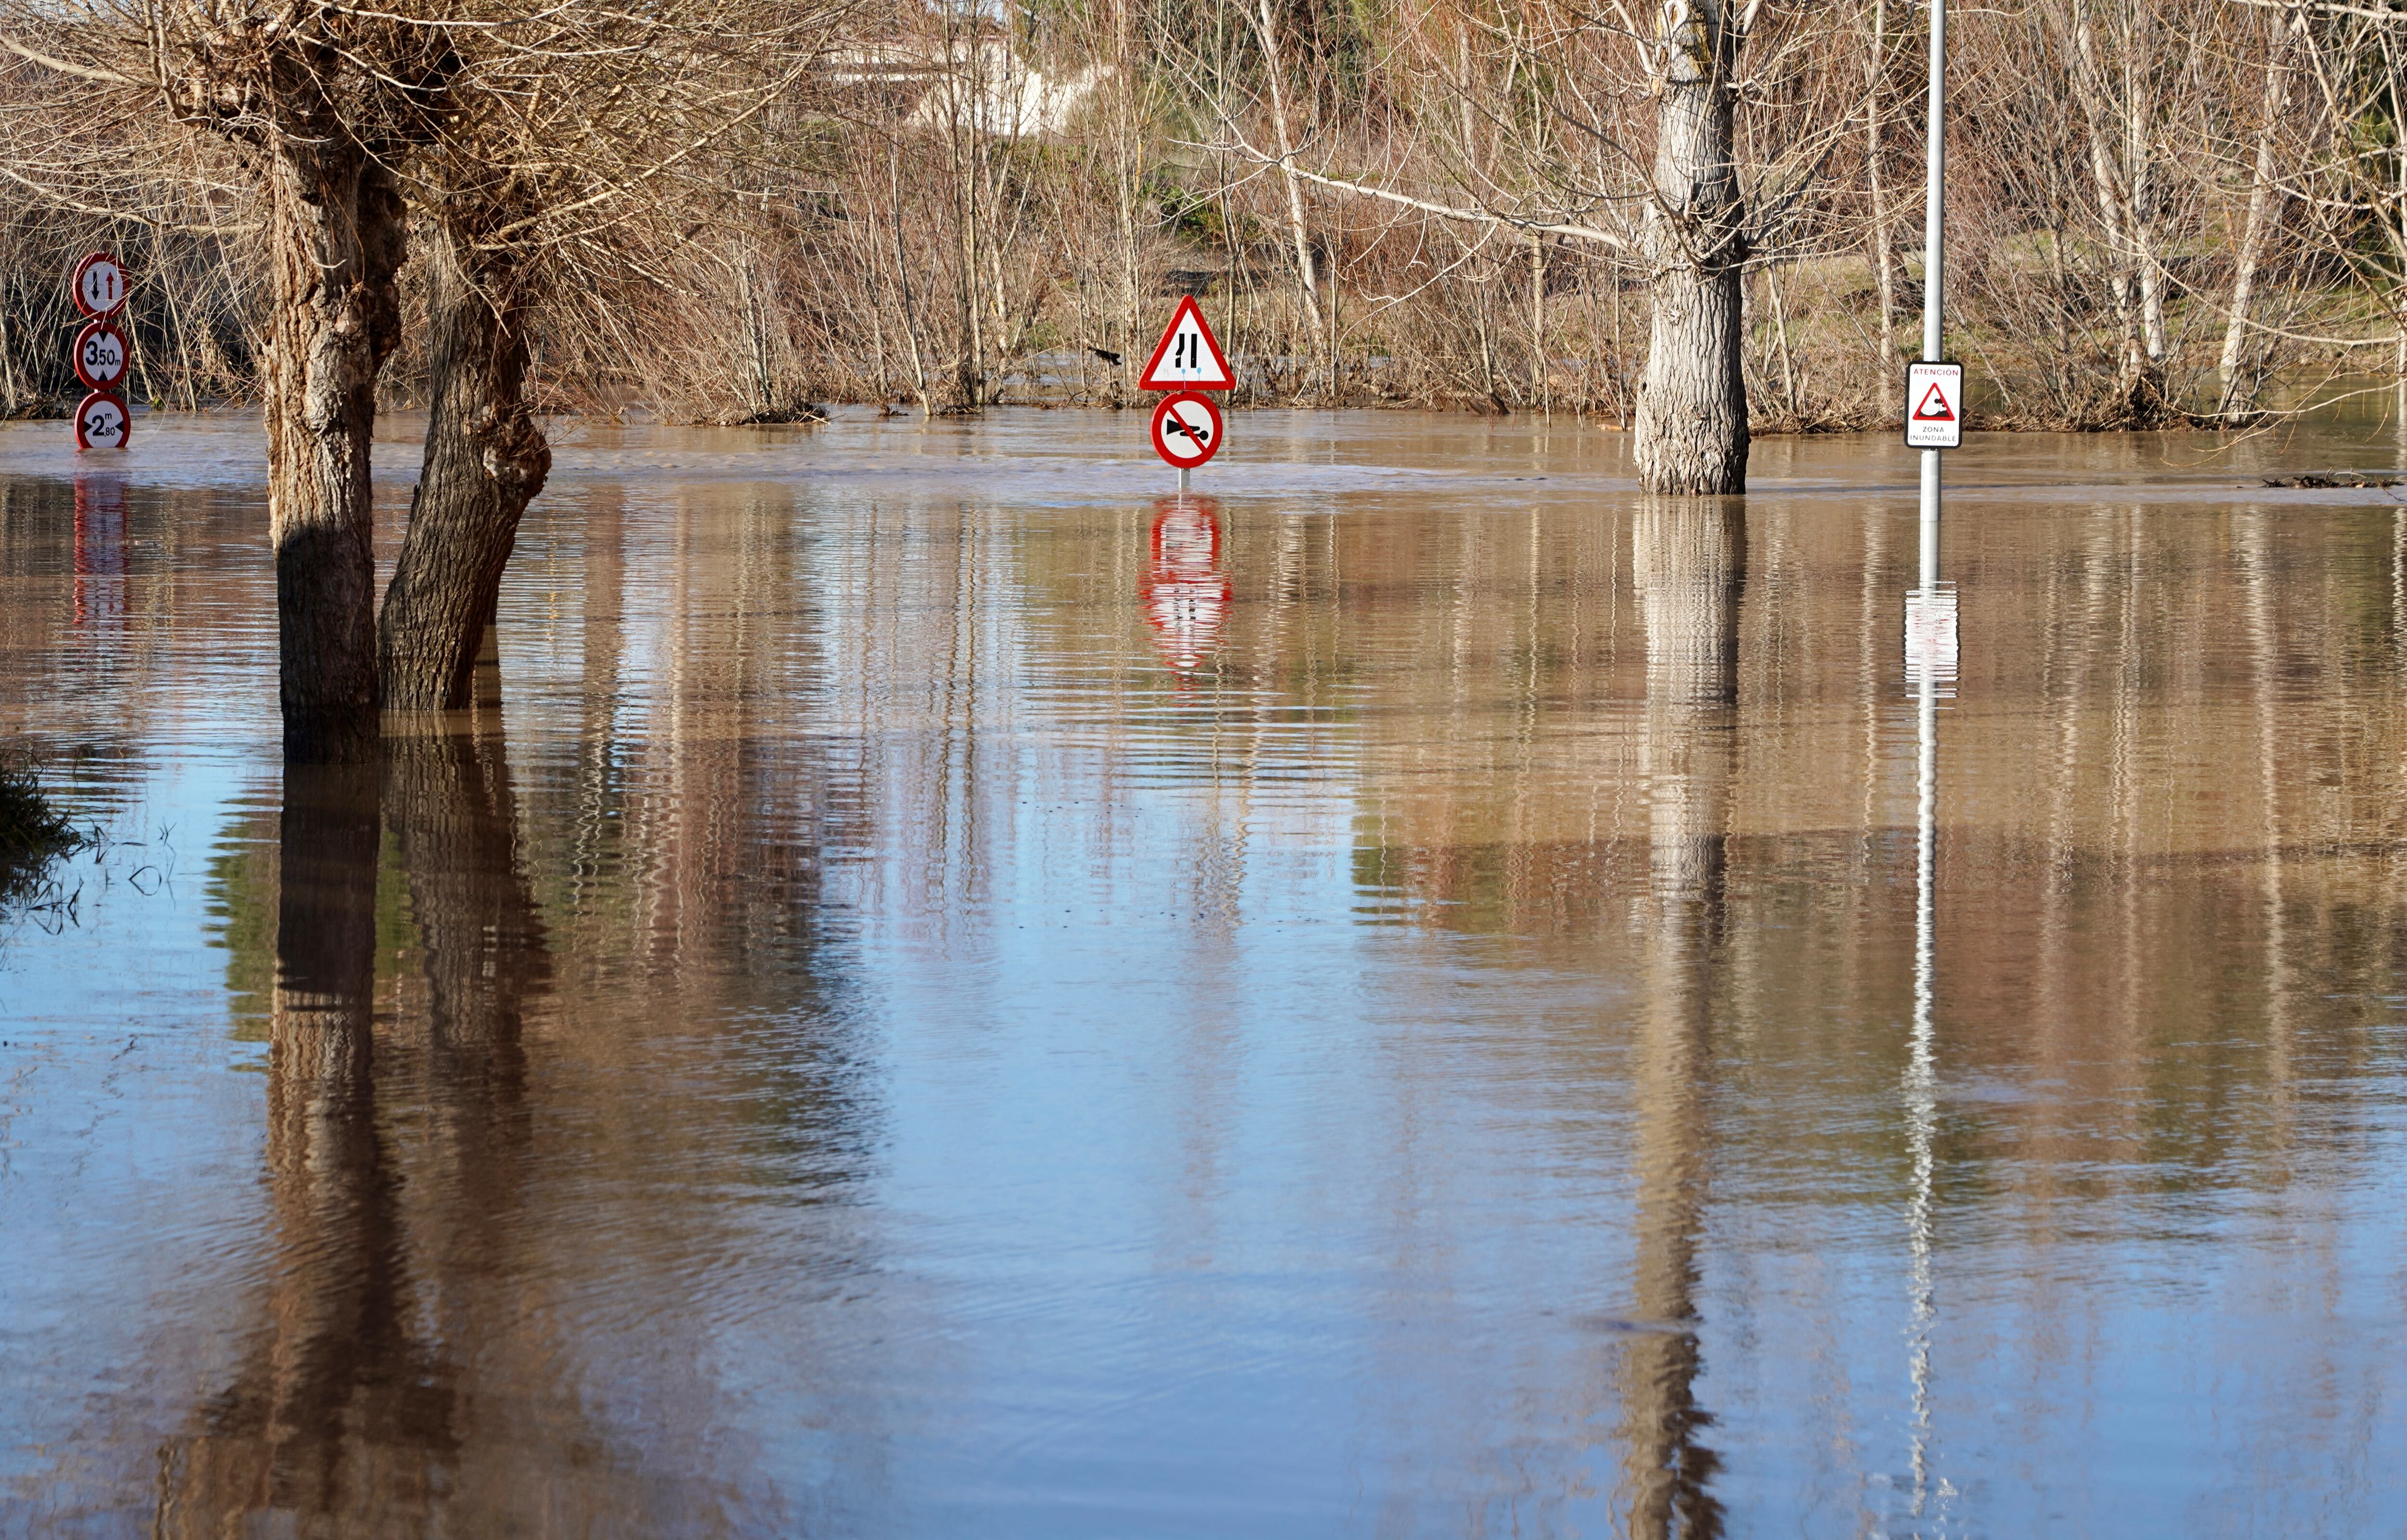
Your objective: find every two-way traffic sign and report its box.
[1904,360,1964,449]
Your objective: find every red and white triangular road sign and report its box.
[1913,382,1955,422]
[1138,296,1234,391]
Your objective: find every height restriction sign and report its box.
[1138,296,1234,391]
[1904,360,1964,449]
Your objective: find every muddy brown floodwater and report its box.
[2,408,2405,1537]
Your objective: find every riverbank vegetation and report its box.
[2,0,2403,436]
[2,0,2402,749]
[0,748,79,909]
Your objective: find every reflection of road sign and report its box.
[1150,390,1223,469]
[74,321,129,390]
[1137,295,1234,391]
[1903,360,1964,449]
[73,252,128,319]
[1144,496,1230,677]
[1904,585,1958,691]
[75,391,130,451]
[73,476,129,630]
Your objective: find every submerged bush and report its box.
[0,748,80,904]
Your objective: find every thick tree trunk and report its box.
[378,225,551,713]
[263,151,406,761]
[1635,1,1749,496]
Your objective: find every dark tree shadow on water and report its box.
[153,724,558,1538]
[1617,498,1745,1540]
[156,759,453,1533]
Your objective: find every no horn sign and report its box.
[1904,361,1964,449]
[1151,392,1223,470]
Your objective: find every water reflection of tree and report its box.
[162,728,581,1534]
[383,721,549,1276]
[159,475,883,1528]
[1617,499,1740,1540]
[161,762,456,1534]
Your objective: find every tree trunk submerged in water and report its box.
[379,225,552,712]
[264,151,406,762]
[1635,1,1749,497]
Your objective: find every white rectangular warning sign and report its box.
[1904,360,1964,449]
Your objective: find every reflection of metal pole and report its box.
[1905,655,1941,1525]
[1919,0,1946,590]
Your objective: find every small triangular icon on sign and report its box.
[1913,382,1955,422]
[1138,296,1235,391]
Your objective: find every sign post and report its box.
[1902,1,1955,694]
[1901,20,1953,1517]
[1914,0,1947,592]
[1139,296,1234,491]
[69,251,131,452]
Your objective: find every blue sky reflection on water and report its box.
[2,410,2405,1537]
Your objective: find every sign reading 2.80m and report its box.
[68,251,131,452]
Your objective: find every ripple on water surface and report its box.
[2,410,2405,1537]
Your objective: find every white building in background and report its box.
[822,36,1112,139]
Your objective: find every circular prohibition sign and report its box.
[72,251,129,320]
[1149,390,1224,471]
[74,320,130,391]
[75,391,131,451]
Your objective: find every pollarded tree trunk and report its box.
[1634,1,1749,497]
[378,224,552,712]
[263,150,407,761]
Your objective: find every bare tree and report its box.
[134,5,431,758]
[1635,1,1751,494]
[378,0,840,711]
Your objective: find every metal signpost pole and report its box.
[1905,10,1949,1520]
[1919,0,1945,590]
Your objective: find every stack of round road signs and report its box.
[71,252,131,451]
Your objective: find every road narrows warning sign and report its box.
[1138,296,1234,391]
[1150,391,1223,470]
[1903,361,1964,449]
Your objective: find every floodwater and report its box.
[2,408,2405,1538]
